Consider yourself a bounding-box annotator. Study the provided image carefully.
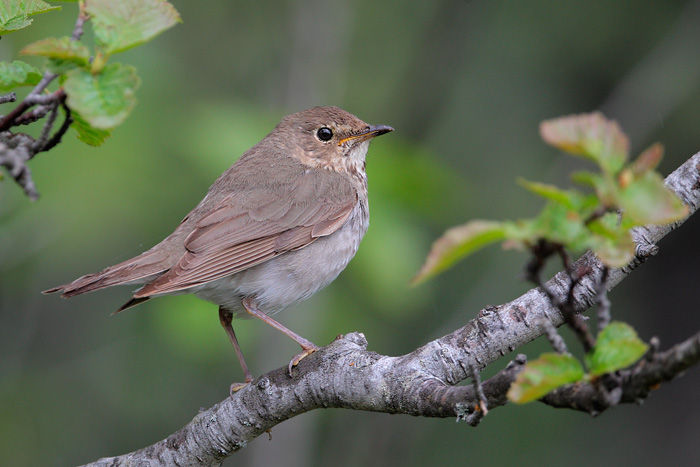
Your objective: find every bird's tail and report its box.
[43,249,170,302]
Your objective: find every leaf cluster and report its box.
[0,0,180,145]
[507,321,648,403]
[412,112,688,284]
[0,0,59,35]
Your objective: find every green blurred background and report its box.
[2,1,700,465]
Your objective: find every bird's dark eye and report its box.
[316,127,333,141]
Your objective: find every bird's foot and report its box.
[229,377,253,397]
[287,344,320,376]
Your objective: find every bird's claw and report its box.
[229,380,251,397]
[287,345,320,376]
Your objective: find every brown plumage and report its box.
[44,106,392,391]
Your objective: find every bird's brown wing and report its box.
[133,168,357,298]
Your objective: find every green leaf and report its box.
[540,112,629,175]
[619,171,688,225]
[518,179,581,210]
[21,36,90,67]
[46,58,81,75]
[70,110,112,146]
[586,322,648,376]
[508,353,585,404]
[85,0,181,55]
[63,63,140,129]
[518,202,589,250]
[411,220,507,285]
[416,111,683,284]
[589,230,635,268]
[570,170,600,188]
[0,0,60,34]
[0,60,42,91]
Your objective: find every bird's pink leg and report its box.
[242,297,320,375]
[218,307,254,395]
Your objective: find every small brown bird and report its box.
[45,106,393,390]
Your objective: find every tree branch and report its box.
[83,151,700,466]
[541,329,700,414]
[0,6,87,200]
[0,89,66,200]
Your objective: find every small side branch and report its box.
[525,240,596,352]
[463,360,489,426]
[0,5,87,199]
[537,316,568,354]
[43,103,73,152]
[0,133,40,200]
[595,266,611,333]
[541,330,700,415]
[0,89,67,200]
[0,92,17,105]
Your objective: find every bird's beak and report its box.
[339,124,394,145]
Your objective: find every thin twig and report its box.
[32,103,59,152]
[464,361,488,426]
[14,105,52,125]
[537,316,568,354]
[0,133,40,200]
[43,103,73,152]
[596,266,611,333]
[525,240,596,352]
[72,8,89,41]
[0,92,17,104]
[0,72,56,132]
[561,265,596,353]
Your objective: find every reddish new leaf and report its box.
[540,112,629,174]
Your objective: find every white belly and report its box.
[192,201,368,318]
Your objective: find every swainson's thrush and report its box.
[45,106,393,389]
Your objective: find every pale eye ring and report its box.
[316,127,333,141]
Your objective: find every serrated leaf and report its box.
[85,0,181,55]
[619,171,688,225]
[63,63,140,129]
[0,60,42,91]
[412,220,506,285]
[21,36,90,67]
[507,353,585,404]
[70,110,112,146]
[540,112,629,175]
[0,0,60,34]
[586,322,648,376]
